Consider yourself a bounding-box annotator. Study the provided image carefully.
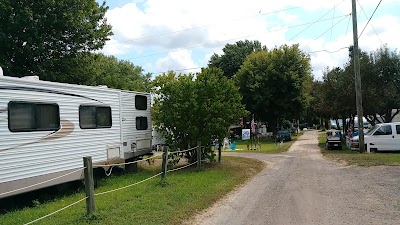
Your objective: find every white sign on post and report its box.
[242,129,250,140]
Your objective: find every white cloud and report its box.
[296,14,400,80]
[103,0,302,52]
[357,15,400,51]
[101,0,400,79]
[152,49,200,74]
[277,12,299,24]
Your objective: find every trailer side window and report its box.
[8,102,60,132]
[79,106,112,129]
[135,95,147,110]
[136,117,148,130]
[396,125,400,135]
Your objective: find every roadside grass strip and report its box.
[0,157,265,225]
[318,132,400,166]
[222,132,304,154]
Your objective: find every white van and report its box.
[351,122,400,152]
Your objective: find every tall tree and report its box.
[151,68,246,161]
[234,44,313,132]
[314,46,400,127]
[47,53,151,92]
[0,0,112,77]
[367,46,400,123]
[208,40,266,78]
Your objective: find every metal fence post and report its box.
[161,146,168,182]
[197,141,202,169]
[83,156,95,215]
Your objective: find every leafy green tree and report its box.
[313,46,400,128]
[234,44,313,132]
[151,68,246,161]
[307,80,330,129]
[47,53,151,92]
[365,46,400,123]
[208,40,266,78]
[337,46,399,125]
[317,66,356,131]
[0,0,112,77]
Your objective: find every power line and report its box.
[303,14,351,49]
[149,47,349,75]
[345,13,351,35]
[358,0,383,38]
[106,5,305,46]
[308,46,348,54]
[330,3,336,42]
[357,0,384,45]
[130,14,349,60]
[150,67,203,75]
[339,15,352,63]
[288,0,346,41]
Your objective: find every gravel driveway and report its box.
[192,131,400,225]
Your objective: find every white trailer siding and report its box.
[120,91,152,158]
[0,77,121,196]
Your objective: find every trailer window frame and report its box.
[136,116,148,130]
[79,105,112,129]
[135,95,147,110]
[8,101,60,132]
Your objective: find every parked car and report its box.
[276,130,292,141]
[326,130,342,150]
[350,122,400,152]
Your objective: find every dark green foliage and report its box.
[234,44,313,132]
[314,46,400,125]
[208,40,266,78]
[0,0,112,77]
[45,53,151,92]
[151,68,247,161]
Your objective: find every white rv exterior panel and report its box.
[120,91,152,157]
[0,76,121,185]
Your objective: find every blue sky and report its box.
[97,0,400,80]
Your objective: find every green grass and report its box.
[0,157,265,225]
[318,132,400,166]
[222,132,304,154]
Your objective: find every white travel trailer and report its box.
[0,73,152,198]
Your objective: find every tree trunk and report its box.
[384,109,392,123]
[391,109,400,121]
[342,115,347,134]
[365,115,375,126]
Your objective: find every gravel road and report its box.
[192,131,400,225]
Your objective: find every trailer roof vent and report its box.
[0,66,3,76]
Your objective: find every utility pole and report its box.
[351,0,365,153]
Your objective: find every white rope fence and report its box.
[24,197,87,225]
[18,144,210,224]
[92,154,160,168]
[166,161,198,173]
[0,167,85,197]
[167,146,197,155]
[95,172,163,196]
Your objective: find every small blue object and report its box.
[230,142,237,150]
